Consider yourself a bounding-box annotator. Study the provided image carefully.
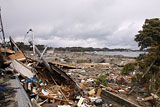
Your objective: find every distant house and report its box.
[46,48,55,54]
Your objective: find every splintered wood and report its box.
[96,88,102,97]
[4,50,26,64]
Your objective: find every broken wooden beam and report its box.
[51,62,81,69]
[39,94,73,103]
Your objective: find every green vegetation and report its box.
[121,63,135,75]
[55,47,133,52]
[16,42,30,50]
[134,18,160,94]
[14,42,138,52]
[95,75,107,86]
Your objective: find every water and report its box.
[95,51,146,57]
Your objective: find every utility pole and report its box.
[31,29,35,54]
[26,29,35,55]
[0,8,5,46]
[0,8,6,56]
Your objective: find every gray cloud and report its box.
[1,0,160,49]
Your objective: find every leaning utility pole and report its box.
[0,8,5,46]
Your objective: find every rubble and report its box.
[1,37,158,106]
[0,37,108,107]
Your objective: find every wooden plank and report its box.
[77,97,84,107]
[4,50,26,64]
[39,94,72,102]
[88,89,95,96]
[79,83,86,90]
[9,51,25,60]
[0,47,15,53]
[142,96,153,101]
[96,88,102,97]
[51,62,81,69]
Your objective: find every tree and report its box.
[121,63,135,75]
[135,18,160,50]
[95,75,107,86]
[16,42,30,50]
[16,42,45,51]
[135,18,160,95]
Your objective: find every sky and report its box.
[0,0,160,49]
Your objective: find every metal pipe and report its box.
[32,31,35,54]
[36,46,48,66]
[29,41,52,73]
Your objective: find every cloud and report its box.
[36,36,106,48]
[1,0,160,48]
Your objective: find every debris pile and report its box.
[0,37,109,107]
[1,37,160,106]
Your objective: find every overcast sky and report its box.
[0,0,160,49]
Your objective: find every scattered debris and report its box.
[0,36,157,106]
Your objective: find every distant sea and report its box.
[95,51,146,57]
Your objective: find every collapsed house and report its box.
[0,37,105,107]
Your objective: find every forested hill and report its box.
[15,42,138,52]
